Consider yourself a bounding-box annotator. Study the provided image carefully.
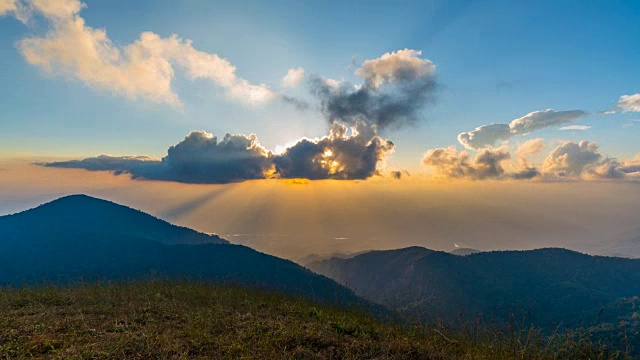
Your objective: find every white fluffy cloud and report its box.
[422,146,512,180]
[281,67,305,88]
[422,137,640,182]
[617,93,640,112]
[457,124,511,151]
[7,0,275,107]
[458,109,588,150]
[541,141,639,180]
[355,49,435,89]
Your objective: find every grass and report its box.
[0,282,630,359]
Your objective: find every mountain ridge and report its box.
[0,195,377,311]
[0,194,228,245]
[307,245,640,330]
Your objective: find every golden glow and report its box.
[3,157,640,262]
[281,178,309,186]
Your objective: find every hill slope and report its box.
[0,282,616,359]
[0,195,366,308]
[308,247,640,331]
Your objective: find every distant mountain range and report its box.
[297,250,371,267]
[450,247,481,256]
[307,246,640,331]
[598,226,640,259]
[0,195,369,308]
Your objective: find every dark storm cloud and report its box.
[273,122,394,180]
[43,123,395,183]
[309,49,437,129]
[39,156,165,179]
[161,131,274,183]
[43,131,274,184]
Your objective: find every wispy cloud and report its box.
[558,125,592,131]
[457,109,588,150]
[4,0,275,107]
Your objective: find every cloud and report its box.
[0,0,27,22]
[619,156,640,175]
[458,109,588,150]
[617,93,640,112]
[37,155,161,177]
[512,138,544,179]
[0,0,16,15]
[541,140,631,179]
[161,131,274,183]
[422,140,546,181]
[43,123,394,183]
[424,138,640,182]
[280,95,309,111]
[584,158,626,180]
[43,131,274,183]
[310,49,437,129]
[558,125,592,131]
[273,122,394,180]
[422,146,512,180]
[6,0,274,107]
[390,170,409,179]
[457,124,511,151]
[515,138,545,161]
[281,67,305,88]
[356,49,436,89]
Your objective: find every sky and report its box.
[1,0,640,259]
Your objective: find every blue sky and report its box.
[1,0,639,172]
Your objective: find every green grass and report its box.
[0,282,629,359]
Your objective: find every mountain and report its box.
[450,247,481,256]
[297,250,371,267]
[598,226,640,258]
[307,247,640,330]
[0,194,227,246]
[0,195,369,308]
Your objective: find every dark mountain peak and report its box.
[1,194,228,245]
[22,194,140,216]
[54,193,102,202]
[365,246,447,258]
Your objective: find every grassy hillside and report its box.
[0,282,625,359]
